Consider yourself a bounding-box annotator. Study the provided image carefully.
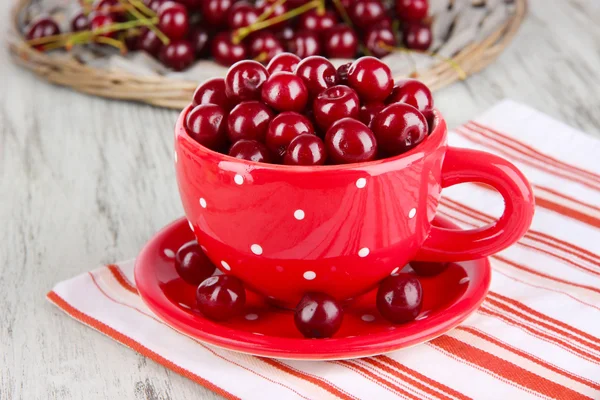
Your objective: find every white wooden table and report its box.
[1,1,599,399]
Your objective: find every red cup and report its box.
[175,106,534,306]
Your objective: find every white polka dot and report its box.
[358,247,370,257]
[245,313,258,321]
[294,209,305,220]
[251,244,263,255]
[459,277,470,284]
[199,198,207,208]
[361,314,375,322]
[221,260,231,271]
[174,151,178,163]
[303,271,316,280]
[408,208,417,218]
[356,177,367,188]
[163,248,175,258]
[188,220,194,232]
[390,267,400,276]
[234,174,244,185]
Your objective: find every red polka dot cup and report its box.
[174,106,534,307]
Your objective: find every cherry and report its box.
[227,1,259,30]
[336,62,351,85]
[189,27,210,57]
[277,26,295,42]
[396,0,428,21]
[312,85,360,131]
[323,25,358,59]
[266,52,301,74]
[266,112,315,157]
[227,101,274,143]
[365,24,396,58]
[371,103,428,156]
[248,31,284,63]
[159,40,195,71]
[297,10,338,35]
[158,1,190,40]
[146,0,165,13]
[347,56,393,103]
[185,104,227,150]
[196,275,246,321]
[255,0,289,31]
[26,16,60,49]
[287,31,321,59]
[410,261,449,276]
[225,60,269,102]
[348,0,386,30]
[90,13,116,38]
[285,134,327,166]
[403,22,432,51]
[95,0,126,20]
[325,118,377,164]
[261,72,309,113]
[71,12,89,32]
[376,274,423,324]
[176,0,202,10]
[202,0,235,27]
[136,28,162,57]
[211,32,248,66]
[294,292,343,338]
[229,140,273,163]
[192,77,232,110]
[175,241,216,285]
[124,31,141,51]
[359,103,385,127]
[387,79,434,117]
[295,56,337,98]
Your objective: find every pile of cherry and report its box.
[25,0,432,71]
[176,239,446,338]
[185,53,434,165]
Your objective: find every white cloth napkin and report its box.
[49,100,600,400]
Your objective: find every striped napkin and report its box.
[48,100,600,400]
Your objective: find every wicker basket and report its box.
[8,0,527,110]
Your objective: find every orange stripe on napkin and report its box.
[335,360,420,399]
[107,264,138,294]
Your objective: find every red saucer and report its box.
[135,216,491,360]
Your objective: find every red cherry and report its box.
[387,79,434,117]
[175,241,216,285]
[323,25,358,59]
[294,56,338,98]
[227,1,259,30]
[71,12,89,32]
[185,104,227,150]
[176,0,202,10]
[124,31,141,51]
[225,60,269,102]
[261,72,309,113]
[158,1,190,40]
[146,0,165,13]
[410,261,448,276]
[196,275,246,321]
[90,13,116,38]
[371,103,428,156]
[365,24,396,58]
[336,62,351,85]
[287,31,321,59]
[95,0,126,20]
[396,0,428,21]
[347,56,393,103]
[277,26,295,42]
[266,52,301,74]
[229,140,273,163]
[294,292,343,338]
[325,118,377,164]
[312,85,360,131]
[192,77,232,110]
[376,274,423,324]
[227,101,274,143]
[297,10,338,34]
[403,22,432,51]
[266,112,315,157]
[160,40,194,71]
[136,28,162,57]
[248,31,284,63]
[211,32,248,66]
[359,103,385,127]
[202,0,235,27]
[348,0,386,30]
[284,134,326,166]
[26,16,60,49]
[255,0,289,31]
[189,27,210,57]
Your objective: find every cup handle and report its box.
[415,147,535,262]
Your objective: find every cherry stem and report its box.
[120,0,169,44]
[232,0,320,44]
[126,0,156,17]
[255,0,286,23]
[331,0,352,27]
[253,52,269,63]
[94,35,128,54]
